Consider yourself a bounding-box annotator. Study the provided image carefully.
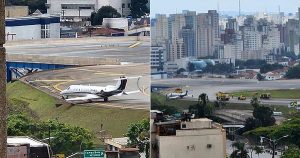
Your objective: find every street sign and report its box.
[84,150,105,158]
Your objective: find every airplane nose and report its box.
[60,90,65,95]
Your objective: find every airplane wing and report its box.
[65,94,100,102]
[168,96,180,99]
[113,90,141,96]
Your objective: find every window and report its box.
[41,24,50,39]
[128,3,131,8]
[122,3,125,8]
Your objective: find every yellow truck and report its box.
[216,92,230,101]
[260,93,271,99]
[238,95,247,100]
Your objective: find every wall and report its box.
[5,6,28,18]
[5,25,41,40]
[157,129,226,158]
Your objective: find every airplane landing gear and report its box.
[104,97,108,102]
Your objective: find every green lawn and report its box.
[7,81,148,138]
[231,89,300,99]
[151,92,296,116]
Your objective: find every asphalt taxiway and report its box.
[24,63,150,110]
[152,78,300,106]
[5,37,150,63]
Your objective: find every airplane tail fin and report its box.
[115,76,128,91]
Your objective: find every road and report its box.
[24,63,150,110]
[152,78,300,106]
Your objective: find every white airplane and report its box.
[166,90,189,99]
[60,76,140,103]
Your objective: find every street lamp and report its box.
[260,135,289,158]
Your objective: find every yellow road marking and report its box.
[128,42,141,48]
[53,81,74,92]
[141,86,150,96]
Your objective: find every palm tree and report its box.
[230,142,249,158]
[254,146,263,158]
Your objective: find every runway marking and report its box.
[94,72,125,76]
[128,42,141,48]
[70,68,125,76]
[53,80,74,92]
[93,103,149,110]
[142,86,150,96]
[34,79,75,82]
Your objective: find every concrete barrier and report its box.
[6,54,120,66]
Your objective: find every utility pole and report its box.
[0,0,7,157]
[260,135,288,158]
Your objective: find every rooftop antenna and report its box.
[239,0,241,17]
[217,2,220,13]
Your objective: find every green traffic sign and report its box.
[84,150,105,158]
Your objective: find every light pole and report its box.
[0,0,7,157]
[260,135,288,158]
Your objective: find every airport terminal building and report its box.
[5,14,60,41]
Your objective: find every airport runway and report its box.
[5,37,150,63]
[152,78,300,106]
[24,63,150,109]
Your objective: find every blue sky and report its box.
[151,0,300,16]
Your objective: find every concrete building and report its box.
[169,38,186,61]
[224,41,243,60]
[105,137,142,158]
[5,6,29,18]
[151,116,226,158]
[46,0,132,21]
[7,136,51,158]
[262,26,281,52]
[151,46,165,72]
[152,14,168,45]
[5,14,60,41]
[182,10,197,57]
[196,11,219,58]
[197,13,213,57]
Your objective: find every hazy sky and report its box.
[151,0,300,16]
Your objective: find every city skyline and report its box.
[151,0,300,16]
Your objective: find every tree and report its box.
[126,119,150,158]
[253,106,275,127]
[189,93,214,118]
[230,142,249,158]
[286,64,300,79]
[7,114,94,155]
[254,145,263,157]
[130,0,149,18]
[91,6,121,26]
[250,97,260,108]
[176,68,186,75]
[188,62,195,72]
[259,63,283,74]
[256,73,264,81]
[282,145,300,158]
[245,118,300,147]
[243,117,262,133]
[6,0,47,13]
